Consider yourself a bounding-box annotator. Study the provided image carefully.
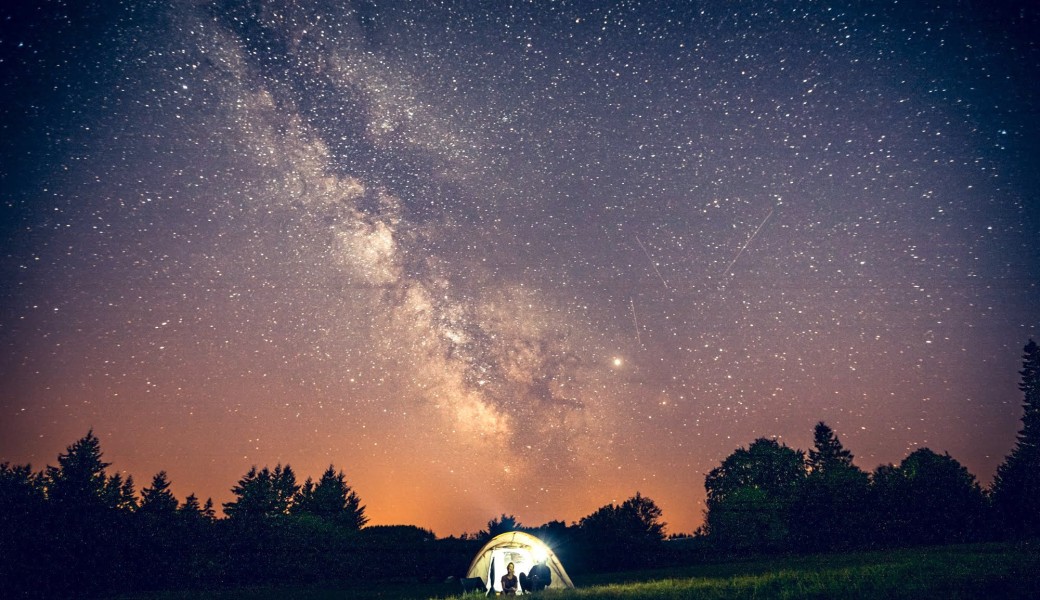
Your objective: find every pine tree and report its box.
[139,471,178,516]
[991,339,1040,538]
[0,462,45,520]
[179,493,203,517]
[105,473,139,512]
[224,466,271,519]
[41,432,125,597]
[180,493,216,523]
[0,463,47,594]
[271,464,299,515]
[224,464,298,519]
[201,498,216,521]
[807,422,855,474]
[294,465,367,529]
[794,422,869,550]
[45,430,112,512]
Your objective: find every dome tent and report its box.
[465,531,575,594]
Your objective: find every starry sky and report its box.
[1,0,1037,536]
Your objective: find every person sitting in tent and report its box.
[501,562,519,595]
[520,558,552,592]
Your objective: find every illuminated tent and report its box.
[465,531,575,594]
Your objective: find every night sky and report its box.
[1,0,1037,536]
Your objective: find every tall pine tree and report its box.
[45,430,112,512]
[139,471,178,516]
[794,422,869,550]
[294,465,367,529]
[991,339,1040,538]
[105,472,138,512]
[224,464,299,519]
[807,422,855,474]
[41,431,126,597]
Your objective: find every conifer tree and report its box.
[807,422,855,474]
[105,472,139,512]
[271,464,299,515]
[0,462,45,520]
[45,430,112,511]
[201,497,216,521]
[794,422,869,550]
[294,465,367,529]
[224,464,298,519]
[992,339,1040,537]
[180,493,216,523]
[224,466,270,519]
[139,471,178,515]
[179,493,203,517]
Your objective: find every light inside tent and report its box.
[488,547,536,593]
[531,545,548,564]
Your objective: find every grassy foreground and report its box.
[122,542,1040,599]
[496,542,1040,600]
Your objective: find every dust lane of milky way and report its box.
[0,1,1037,535]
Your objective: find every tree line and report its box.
[0,429,666,597]
[699,339,1040,552]
[1,340,1038,597]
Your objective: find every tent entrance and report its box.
[486,546,542,593]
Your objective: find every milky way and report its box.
[1,1,1037,535]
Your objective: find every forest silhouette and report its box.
[1,340,1038,598]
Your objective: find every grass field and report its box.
[518,542,1040,599]
[122,542,1040,600]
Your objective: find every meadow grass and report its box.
[119,542,1040,599]
[442,542,1040,600]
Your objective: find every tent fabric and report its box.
[465,531,575,593]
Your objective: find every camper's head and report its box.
[506,562,515,574]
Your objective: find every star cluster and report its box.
[1,0,1037,535]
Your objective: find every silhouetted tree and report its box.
[870,448,986,546]
[178,493,216,522]
[224,466,271,519]
[577,493,665,570]
[0,462,44,518]
[271,463,299,514]
[992,339,1040,538]
[44,429,114,512]
[294,465,367,529]
[0,462,47,594]
[224,464,298,519]
[139,471,178,516]
[106,472,139,512]
[807,421,855,474]
[201,497,216,521]
[792,423,869,551]
[483,513,522,539]
[704,438,806,550]
[40,431,134,597]
[179,493,204,517]
[867,462,906,546]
